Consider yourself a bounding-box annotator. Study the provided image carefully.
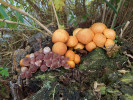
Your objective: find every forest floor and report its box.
[0,25,133,100]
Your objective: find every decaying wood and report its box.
[9,81,23,100]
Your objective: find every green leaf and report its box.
[0,5,9,20]
[99,86,106,95]
[28,17,35,27]
[15,11,24,23]
[0,67,9,77]
[9,0,14,5]
[104,0,117,14]
[49,0,65,11]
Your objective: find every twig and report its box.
[102,2,106,23]
[9,81,23,100]
[0,28,37,31]
[9,81,18,100]
[119,21,130,38]
[123,51,133,59]
[52,83,59,100]
[51,0,60,29]
[0,19,47,35]
[0,1,52,36]
[111,0,123,29]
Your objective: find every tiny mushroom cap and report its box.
[26,54,30,58]
[74,54,80,64]
[103,29,116,40]
[52,29,69,43]
[67,61,75,68]
[21,67,28,73]
[90,22,107,34]
[19,59,24,67]
[66,36,78,47]
[30,53,35,58]
[52,42,67,55]
[74,43,84,49]
[76,28,94,44]
[73,28,82,36]
[65,50,75,61]
[105,39,115,48]
[22,57,31,66]
[85,41,96,52]
[43,46,51,54]
[93,33,106,47]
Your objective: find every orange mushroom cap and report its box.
[105,39,115,48]
[103,29,116,40]
[74,54,80,64]
[91,22,107,34]
[19,59,24,67]
[67,61,75,68]
[65,50,75,61]
[76,28,94,44]
[74,43,84,50]
[73,28,82,36]
[66,36,78,47]
[52,42,67,55]
[93,34,106,47]
[85,41,96,52]
[25,54,30,58]
[52,29,69,43]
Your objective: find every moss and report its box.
[79,48,127,71]
[0,82,10,99]
[124,94,133,100]
[121,73,133,84]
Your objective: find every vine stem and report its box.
[51,0,60,29]
[0,0,52,36]
[0,19,47,35]
[111,0,123,29]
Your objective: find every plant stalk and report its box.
[111,0,123,29]
[102,2,106,23]
[0,0,52,36]
[50,0,60,29]
[0,19,47,35]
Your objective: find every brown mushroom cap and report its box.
[91,22,107,34]
[66,36,78,47]
[76,28,94,44]
[52,29,69,43]
[93,34,106,47]
[52,42,67,55]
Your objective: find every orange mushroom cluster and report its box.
[52,22,116,68]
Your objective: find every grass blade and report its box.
[15,11,24,23]
[104,0,117,14]
[0,5,9,20]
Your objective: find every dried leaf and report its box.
[105,44,120,57]
[75,48,87,56]
[118,70,130,74]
